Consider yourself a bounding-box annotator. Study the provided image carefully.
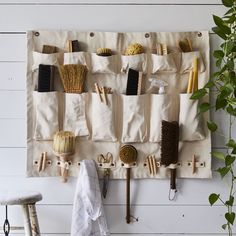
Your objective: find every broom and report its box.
[59,64,87,93]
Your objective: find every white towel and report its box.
[71,160,110,236]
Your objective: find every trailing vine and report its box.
[191,0,236,234]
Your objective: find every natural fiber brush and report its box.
[119,145,138,224]
[53,131,75,155]
[125,43,144,55]
[59,64,87,93]
[161,120,179,200]
[53,131,76,182]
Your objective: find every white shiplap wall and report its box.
[0,1,234,235]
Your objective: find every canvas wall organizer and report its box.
[26,30,211,180]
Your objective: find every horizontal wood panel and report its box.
[0,119,26,147]
[0,0,222,4]
[0,175,229,205]
[0,5,224,32]
[0,62,26,90]
[0,34,26,61]
[0,205,232,234]
[0,91,25,118]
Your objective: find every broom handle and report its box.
[126,168,131,224]
[170,168,177,190]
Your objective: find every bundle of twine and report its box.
[59,64,87,93]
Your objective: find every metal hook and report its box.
[168,188,177,201]
[130,215,139,222]
[3,206,10,236]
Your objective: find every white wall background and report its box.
[0,0,233,235]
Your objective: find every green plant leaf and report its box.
[222,224,227,230]
[226,139,236,148]
[225,196,234,206]
[212,27,227,40]
[212,20,231,35]
[216,58,223,67]
[207,121,218,132]
[199,102,210,113]
[213,15,225,27]
[225,212,235,225]
[190,88,207,100]
[226,105,236,116]
[204,80,215,89]
[213,50,224,59]
[232,148,236,155]
[216,97,227,110]
[225,7,235,15]
[222,0,234,7]
[227,59,234,70]
[212,151,225,160]
[217,166,230,178]
[209,193,220,206]
[225,41,235,55]
[225,155,235,166]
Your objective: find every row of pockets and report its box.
[33,92,205,142]
[32,50,205,74]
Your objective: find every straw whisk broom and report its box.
[53,131,76,182]
[59,64,87,93]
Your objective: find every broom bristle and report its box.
[161,120,179,166]
[59,64,87,93]
[53,131,75,155]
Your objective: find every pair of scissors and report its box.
[97,152,113,198]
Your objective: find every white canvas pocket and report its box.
[121,53,147,73]
[34,91,59,140]
[91,93,117,141]
[180,51,205,73]
[64,93,89,137]
[179,93,205,141]
[32,51,59,71]
[121,94,148,143]
[151,53,177,74]
[63,52,87,66]
[90,53,119,74]
[149,94,175,142]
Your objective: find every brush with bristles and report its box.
[119,145,138,224]
[53,131,76,182]
[59,64,87,93]
[161,120,179,200]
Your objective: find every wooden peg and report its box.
[152,156,157,175]
[147,156,152,174]
[101,86,108,105]
[41,152,47,171]
[95,83,102,102]
[192,155,197,174]
[38,153,43,172]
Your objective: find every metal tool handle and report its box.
[170,168,176,190]
[126,168,131,224]
[169,168,177,201]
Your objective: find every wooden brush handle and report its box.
[126,168,131,224]
[170,168,177,190]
